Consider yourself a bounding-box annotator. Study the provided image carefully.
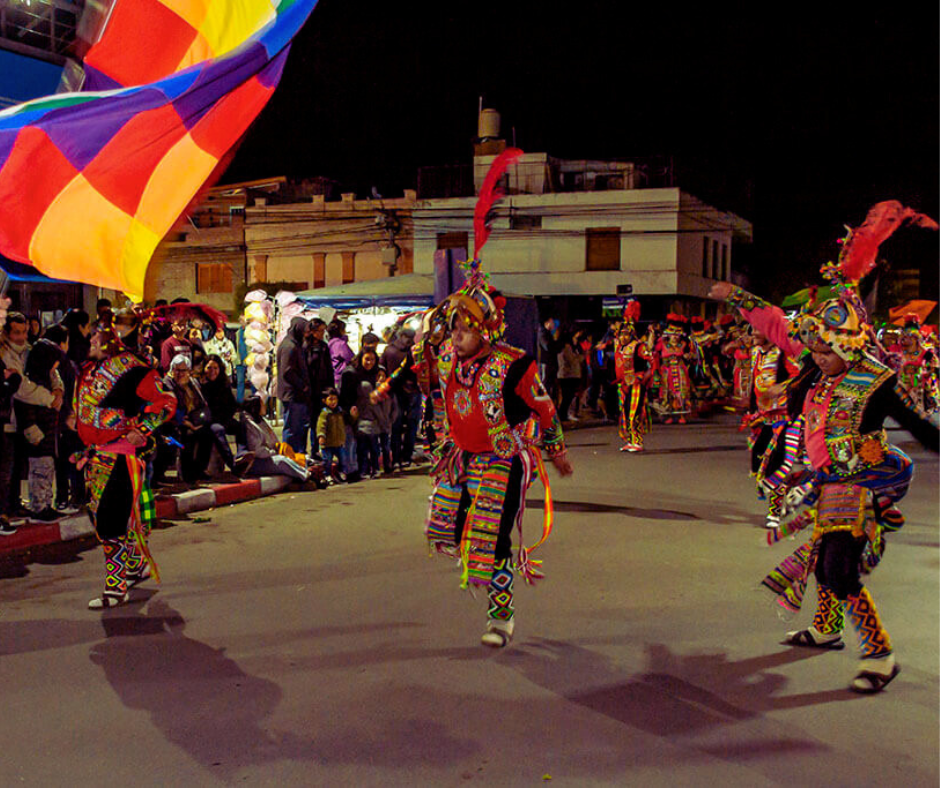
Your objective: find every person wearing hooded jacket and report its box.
[15,338,64,521]
[381,325,422,469]
[277,316,311,454]
[0,345,22,535]
[1,312,63,519]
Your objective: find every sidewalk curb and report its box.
[0,475,294,558]
[1,420,614,560]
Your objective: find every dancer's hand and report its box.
[126,429,146,447]
[551,452,574,477]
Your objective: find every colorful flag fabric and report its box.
[0,0,317,300]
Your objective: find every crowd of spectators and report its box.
[0,298,269,535]
[275,316,424,484]
[537,316,621,424]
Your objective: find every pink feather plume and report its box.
[473,147,524,258]
[840,200,939,283]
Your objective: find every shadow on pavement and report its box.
[88,599,483,775]
[91,595,316,778]
[499,638,861,759]
[0,535,98,579]
[528,499,700,521]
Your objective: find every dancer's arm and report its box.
[708,283,804,359]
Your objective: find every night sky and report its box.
[227,1,939,299]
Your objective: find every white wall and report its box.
[414,188,686,296]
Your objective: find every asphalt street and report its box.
[1,417,937,786]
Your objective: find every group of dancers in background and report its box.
[611,288,938,457]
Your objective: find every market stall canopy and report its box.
[296,274,436,310]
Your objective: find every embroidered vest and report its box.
[76,352,151,446]
[615,338,645,386]
[803,356,893,476]
[438,341,534,458]
[751,345,787,413]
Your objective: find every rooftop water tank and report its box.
[478,108,501,140]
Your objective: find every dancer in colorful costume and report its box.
[418,149,573,647]
[654,314,692,423]
[896,314,939,415]
[614,300,652,451]
[709,200,939,693]
[76,314,176,609]
[741,327,800,527]
[688,317,723,402]
[722,320,754,410]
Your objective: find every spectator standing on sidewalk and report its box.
[0,315,22,535]
[372,366,398,474]
[557,330,584,422]
[159,319,193,374]
[381,325,421,469]
[277,316,311,455]
[538,317,561,403]
[63,308,91,367]
[15,338,64,521]
[341,349,381,477]
[328,319,355,389]
[1,311,63,519]
[43,325,84,511]
[203,326,237,379]
[316,388,347,484]
[304,318,333,453]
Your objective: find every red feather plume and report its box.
[473,147,524,258]
[623,300,641,322]
[840,201,939,283]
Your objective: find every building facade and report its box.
[243,190,417,297]
[413,152,752,321]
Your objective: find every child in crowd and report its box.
[372,366,398,474]
[316,387,346,483]
[242,396,308,481]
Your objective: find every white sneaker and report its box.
[851,653,900,693]
[88,592,129,610]
[481,617,514,648]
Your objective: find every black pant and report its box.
[7,432,26,512]
[751,424,774,474]
[558,378,580,420]
[815,531,867,600]
[93,457,133,540]
[0,429,14,517]
[55,427,85,506]
[452,456,524,562]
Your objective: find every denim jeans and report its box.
[282,401,310,455]
[343,426,358,476]
[356,433,381,476]
[321,446,346,478]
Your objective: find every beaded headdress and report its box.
[793,201,938,361]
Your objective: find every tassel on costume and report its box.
[845,586,892,659]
